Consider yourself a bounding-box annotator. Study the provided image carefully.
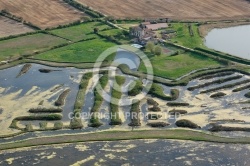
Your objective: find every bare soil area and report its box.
[77,0,250,21]
[0,16,34,38]
[0,0,86,29]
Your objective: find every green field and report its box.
[169,23,203,48]
[139,52,222,79]
[0,33,67,61]
[35,39,116,63]
[49,22,111,42]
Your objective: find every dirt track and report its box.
[77,0,250,21]
[0,0,86,29]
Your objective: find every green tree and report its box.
[154,46,162,56]
[94,27,99,34]
[146,42,155,53]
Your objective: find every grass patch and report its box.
[49,22,111,41]
[170,23,203,48]
[139,51,222,79]
[0,33,67,61]
[35,39,116,63]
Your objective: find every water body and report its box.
[205,24,250,60]
[113,48,141,70]
[0,64,83,121]
[0,139,250,165]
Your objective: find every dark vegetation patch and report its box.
[29,108,63,113]
[147,114,162,120]
[39,122,47,130]
[200,79,250,94]
[210,92,226,98]
[147,98,159,106]
[232,84,250,92]
[167,102,190,107]
[148,106,161,112]
[199,71,234,80]
[71,72,93,129]
[128,100,141,126]
[169,109,187,114]
[149,83,179,101]
[188,75,243,91]
[175,119,200,129]
[128,80,143,96]
[245,92,250,98]
[54,122,63,130]
[209,124,250,132]
[110,76,125,126]
[14,114,62,121]
[16,64,32,77]
[89,73,109,128]
[147,122,169,128]
[50,84,64,92]
[54,89,71,106]
[39,68,61,73]
[242,107,250,110]
[210,119,245,123]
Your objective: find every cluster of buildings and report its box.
[129,21,169,45]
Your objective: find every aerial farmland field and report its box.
[0,0,86,29]
[0,16,34,38]
[77,0,250,20]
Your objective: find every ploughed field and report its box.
[77,0,250,20]
[0,0,86,29]
[0,16,34,38]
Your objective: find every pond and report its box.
[205,24,250,60]
[113,48,141,70]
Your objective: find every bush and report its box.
[167,102,190,107]
[233,84,250,92]
[54,122,63,130]
[148,106,161,112]
[210,92,226,98]
[29,108,63,113]
[209,124,250,132]
[128,100,141,126]
[55,89,71,106]
[245,92,250,98]
[169,109,187,114]
[147,98,159,106]
[175,119,200,129]
[147,114,162,120]
[15,114,62,121]
[70,118,83,129]
[39,122,47,130]
[24,123,33,132]
[147,122,169,127]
